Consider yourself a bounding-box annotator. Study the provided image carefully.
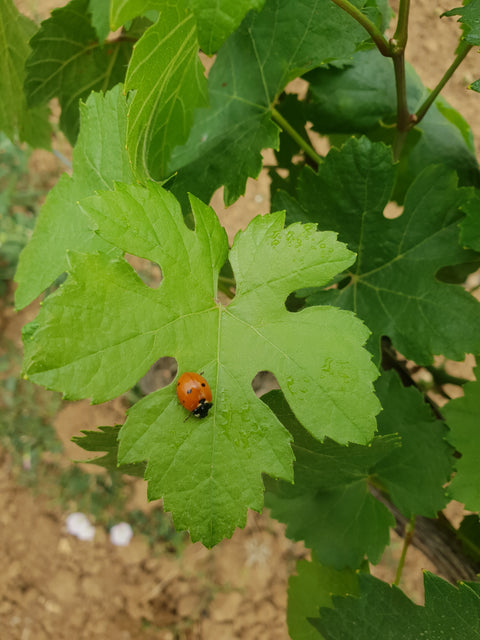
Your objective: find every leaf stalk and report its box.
[271,107,323,166]
[329,0,390,56]
[414,40,473,125]
[394,515,416,585]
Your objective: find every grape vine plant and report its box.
[3,0,480,636]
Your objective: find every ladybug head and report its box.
[192,398,213,418]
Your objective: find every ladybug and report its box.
[176,372,213,419]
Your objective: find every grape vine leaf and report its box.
[0,0,51,147]
[460,191,480,251]
[288,556,359,640]
[110,0,266,54]
[22,182,381,545]
[14,85,134,310]
[24,0,133,143]
[278,136,480,364]
[167,0,372,206]
[443,371,480,511]
[314,572,480,640]
[444,0,480,45]
[88,0,110,41]
[72,425,146,477]
[124,2,208,181]
[264,390,396,569]
[374,370,453,518]
[304,49,480,201]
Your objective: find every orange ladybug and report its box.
[176,372,213,418]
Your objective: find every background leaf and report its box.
[0,0,51,147]
[168,0,371,206]
[14,85,134,309]
[304,48,480,201]
[72,425,146,476]
[264,390,396,569]
[88,0,110,41]
[287,556,359,640]
[444,0,480,45]
[443,370,480,511]
[314,572,480,640]
[280,136,480,364]
[24,0,132,143]
[374,370,453,517]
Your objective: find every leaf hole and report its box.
[125,254,162,289]
[136,357,177,396]
[251,371,280,397]
[383,202,403,219]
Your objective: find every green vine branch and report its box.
[330,0,473,160]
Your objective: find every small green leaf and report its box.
[125,2,208,180]
[443,371,480,511]
[0,0,51,146]
[315,572,480,640]
[264,390,396,569]
[291,137,480,364]
[14,85,134,309]
[288,556,359,640]
[22,183,380,546]
[444,0,480,45]
[88,0,110,40]
[24,0,132,143]
[72,425,146,476]
[374,370,453,518]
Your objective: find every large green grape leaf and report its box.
[14,85,134,310]
[374,370,453,517]
[280,136,480,364]
[314,572,480,640]
[167,0,372,206]
[110,0,265,54]
[24,0,132,143]
[288,556,359,640]
[304,48,480,201]
[22,183,380,545]
[443,371,480,510]
[264,390,396,569]
[444,0,480,45]
[0,0,51,147]
[124,2,208,181]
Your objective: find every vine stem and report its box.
[390,0,411,161]
[394,515,416,585]
[271,108,323,166]
[329,0,390,56]
[415,40,473,125]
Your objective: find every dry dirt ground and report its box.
[1,1,480,638]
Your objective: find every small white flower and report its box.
[65,512,95,541]
[109,522,133,547]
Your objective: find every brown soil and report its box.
[2,1,480,639]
